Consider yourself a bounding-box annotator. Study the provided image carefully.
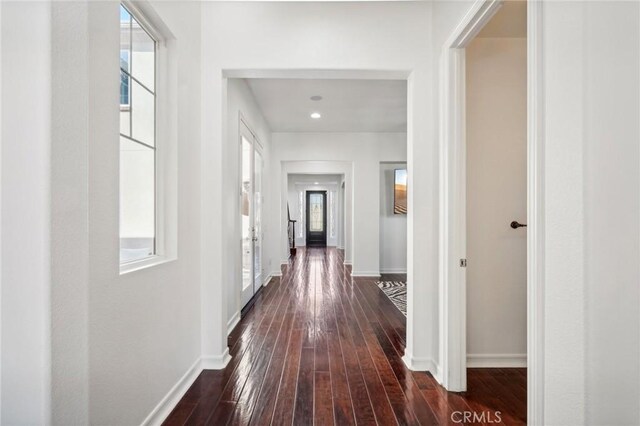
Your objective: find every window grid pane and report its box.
[119,3,157,264]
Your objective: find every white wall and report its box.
[465,37,527,365]
[541,2,640,424]
[85,2,203,424]
[1,2,52,424]
[583,4,640,423]
[270,133,406,276]
[379,163,407,273]
[225,78,271,328]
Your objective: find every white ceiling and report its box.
[477,1,527,38]
[245,79,407,133]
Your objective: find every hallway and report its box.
[165,248,526,425]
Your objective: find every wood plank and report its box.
[314,372,334,426]
[270,328,304,425]
[166,247,526,426]
[293,347,315,425]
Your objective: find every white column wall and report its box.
[581,2,640,424]
[1,2,52,424]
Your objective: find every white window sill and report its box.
[119,254,176,275]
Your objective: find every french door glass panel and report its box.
[240,133,263,307]
[253,150,263,287]
[241,136,252,295]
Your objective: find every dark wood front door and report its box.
[306,191,327,247]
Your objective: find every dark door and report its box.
[306,191,327,247]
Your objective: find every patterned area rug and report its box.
[376,281,407,316]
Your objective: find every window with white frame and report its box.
[298,190,304,238]
[329,190,336,239]
[119,4,157,263]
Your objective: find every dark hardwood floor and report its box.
[164,247,526,425]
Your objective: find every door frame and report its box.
[305,190,328,247]
[239,115,263,308]
[438,0,544,424]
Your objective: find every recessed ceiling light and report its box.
[310,112,322,119]
[314,182,319,185]
[310,95,323,101]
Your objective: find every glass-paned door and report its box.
[306,191,327,247]
[241,127,263,308]
[253,150,263,289]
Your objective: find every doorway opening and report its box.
[286,172,345,253]
[439,0,541,422]
[306,190,327,247]
[465,1,528,421]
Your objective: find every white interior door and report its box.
[241,126,263,307]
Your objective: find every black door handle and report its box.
[510,221,527,229]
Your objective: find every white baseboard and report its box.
[351,271,381,277]
[262,274,273,285]
[271,270,282,277]
[380,268,407,274]
[140,358,202,426]
[201,348,232,370]
[467,353,527,368]
[401,353,442,382]
[343,261,352,266]
[227,311,240,336]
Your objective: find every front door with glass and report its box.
[306,191,327,247]
[241,128,263,308]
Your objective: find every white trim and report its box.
[201,348,232,370]
[439,20,471,394]
[119,255,176,275]
[467,354,527,368]
[121,0,174,44]
[262,274,273,286]
[351,271,381,277]
[223,69,410,80]
[380,268,407,274]
[271,270,282,277]
[445,0,503,49]
[227,311,241,336]
[119,1,178,275]
[140,358,201,426]
[401,353,442,382]
[238,116,264,307]
[343,261,352,266]
[527,1,545,424]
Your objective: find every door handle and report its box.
[510,221,527,229]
